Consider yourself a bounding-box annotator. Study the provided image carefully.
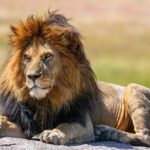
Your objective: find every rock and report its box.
[0,137,148,150]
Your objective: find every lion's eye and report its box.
[24,55,31,63]
[43,54,53,63]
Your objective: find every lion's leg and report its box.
[39,114,95,145]
[95,84,150,147]
[0,115,25,138]
[125,84,150,145]
[95,125,149,146]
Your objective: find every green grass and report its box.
[92,59,150,87]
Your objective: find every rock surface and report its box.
[0,137,149,150]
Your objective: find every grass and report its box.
[92,59,150,87]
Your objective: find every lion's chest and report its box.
[18,101,53,138]
[0,92,92,139]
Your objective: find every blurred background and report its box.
[0,0,150,87]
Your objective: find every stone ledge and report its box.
[0,137,148,150]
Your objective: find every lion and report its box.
[0,11,149,147]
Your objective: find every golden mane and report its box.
[0,11,99,110]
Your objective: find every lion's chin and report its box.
[29,87,49,100]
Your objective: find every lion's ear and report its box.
[62,29,86,63]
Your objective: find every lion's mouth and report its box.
[30,85,51,90]
[29,85,51,99]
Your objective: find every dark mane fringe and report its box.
[0,91,94,138]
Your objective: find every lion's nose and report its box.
[27,74,41,82]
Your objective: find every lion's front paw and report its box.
[95,125,114,141]
[0,116,8,130]
[40,129,68,145]
[95,125,111,135]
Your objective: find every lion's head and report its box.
[20,41,61,99]
[0,11,98,109]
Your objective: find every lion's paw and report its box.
[0,116,8,130]
[94,125,114,141]
[40,129,67,145]
[95,125,111,135]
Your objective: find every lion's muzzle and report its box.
[26,72,50,99]
[27,74,41,82]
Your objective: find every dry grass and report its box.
[1,0,150,87]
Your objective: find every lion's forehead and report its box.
[24,43,54,58]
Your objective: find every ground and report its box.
[0,137,149,150]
